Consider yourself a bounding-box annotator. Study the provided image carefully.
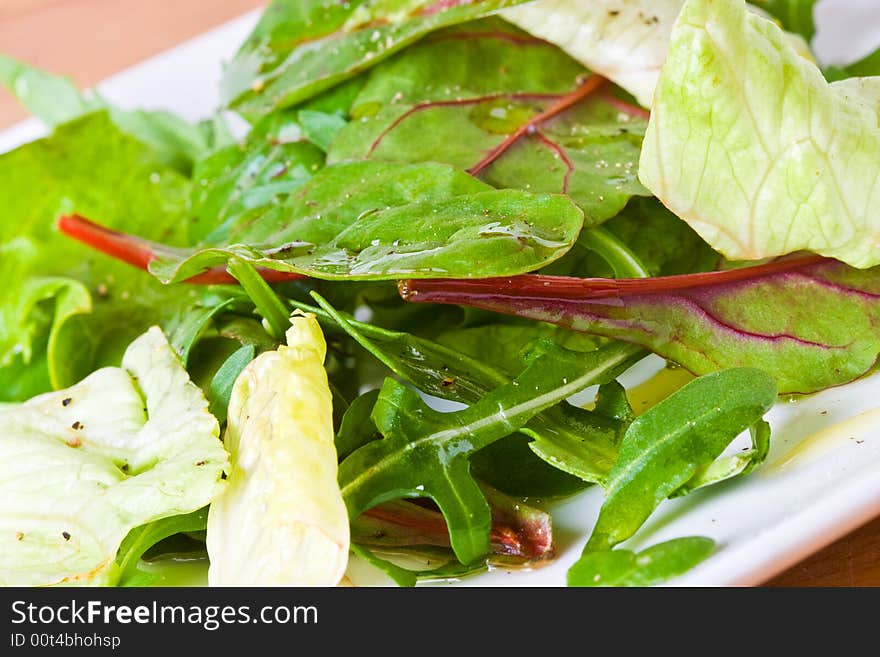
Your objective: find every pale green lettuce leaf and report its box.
[0,327,227,586]
[502,0,684,107]
[207,314,348,586]
[501,0,812,108]
[639,0,880,268]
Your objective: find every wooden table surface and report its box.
[2,0,879,587]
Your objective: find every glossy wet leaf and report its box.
[221,0,532,115]
[568,536,715,587]
[146,160,583,282]
[188,133,324,244]
[329,19,648,223]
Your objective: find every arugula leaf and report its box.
[143,160,583,282]
[116,509,209,587]
[567,537,715,587]
[584,368,776,552]
[0,113,211,397]
[639,0,880,268]
[521,381,631,486]
[401,258,880,394]
[329,19,648,223]
[673,420,771,496]
[305,295,643,491]
[221,0,533,115]
[0,55,210,171]
[339,339,640,564]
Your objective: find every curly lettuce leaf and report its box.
[0,328,227,586]
[502,0,684,108]
[501,0,813,109]
[639,0,880,268]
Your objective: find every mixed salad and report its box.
[1,0,879,587]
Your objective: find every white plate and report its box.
[3,1,880,587]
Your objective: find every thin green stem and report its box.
[226,259,290,340]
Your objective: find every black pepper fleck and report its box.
[62,397,72,407]
[72,421,83,430]
[62,532,71,541]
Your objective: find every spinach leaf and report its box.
[585,368,776,552]
[402,258,880,394]
[339,339,640,564]
[567,537,715,587]
[329,19,649,223]
[221,0,532,115]
[134,160,584,283]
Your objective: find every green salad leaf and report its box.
[116,508,209,586]
[639,0,880,268]
[329,18,649,223]
[338,336,640,564]
[584,368,776,552]
[304,296,643,490]
[0,55,212,171]
[403,256,880,395]
[140,160,584,282]
[568,536,715,587]
[221,0,532,115]
[187,125,325,244]
[501,0,684,108]
[0,112,213,398]
[0,328,227,586]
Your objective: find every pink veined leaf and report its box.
[399,256,880,394]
